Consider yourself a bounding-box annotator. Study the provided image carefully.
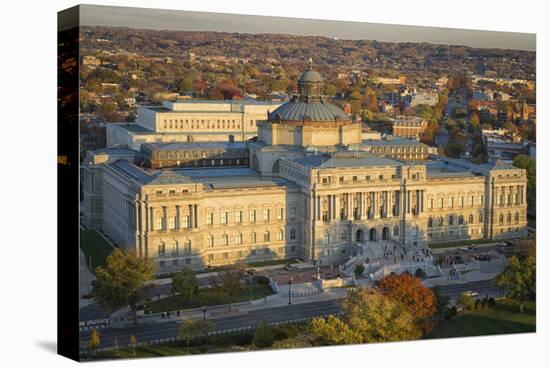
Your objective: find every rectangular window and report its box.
[221,211,228,224]
[237,251,243,258]
[156,217,163,230]
[185,258,191,265]
[159,261,165,267]
[208,254,214,261]
[183,215,189,228]
[264,232,270,242]
[172,242,179,255]
[352,176,357,181]
[235,211,242,224]
[290,207,297,220]
[172,259,178,266]
[263,209,270,222]
[207,237,213,247]
[168,216,175,230]
[249,210,256,223]
[251,249,257,256]
[184,241,191,254]
[206,213,213,225]
[276,231,283,241]
[277,208,284,221]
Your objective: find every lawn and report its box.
[80,229,115,273]
[145,285,274,313]
[429,239,498,250]
[156,258,300,279]
[427,298,535,339]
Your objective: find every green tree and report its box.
[253,321,275,349]
[92,249,155,325]
[218,264,245,306]
[171,268,198,298]
[87,329,100,354]
[495,255,536,313]
[179,319,214,342]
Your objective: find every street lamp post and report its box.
[201,305,207,321]
[248,273,252,302]
[288,278,293,305]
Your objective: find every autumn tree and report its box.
[311,315,362,345]
[513,155,536,211]
[457,292,475,312]
[87,329,101,354]
[495,255,536,313]
[179,319,214,342]
[312,288,420,345]
[92,249,155,325]
[376,273,437,334]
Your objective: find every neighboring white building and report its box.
[107,99,283,150]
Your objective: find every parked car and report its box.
[467,245,476,251]
[505,240,515,247]
[464,290,479,297]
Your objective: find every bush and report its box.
[354,264,365,276]
[474,299,481,310]
[253,321,275,349]
[488,297,496,308]
[457,292,475,312]
[445,306,458,319]
[481,298,489,309]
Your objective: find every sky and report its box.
[78,4,535,51]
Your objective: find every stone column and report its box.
[194,204,199,228]
[333,195,336,219]
[188,204,193,228]
[176,205,180,229]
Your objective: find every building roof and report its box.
[298,69,323,83]
[269,99,351,122]
[361,137,423,147]
[291,151,403,169]
[142,141,247,151]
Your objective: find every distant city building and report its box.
[390,115,428,139]
[372,76,407,85]
[409,92,438,107]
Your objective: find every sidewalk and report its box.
[423,268,499,287]
[79,248,96,309]
[114,286,348,327]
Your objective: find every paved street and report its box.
[79,278,505,350]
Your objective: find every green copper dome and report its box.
[268,61,351,123]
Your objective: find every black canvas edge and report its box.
[58,4,81,362]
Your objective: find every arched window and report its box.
[458,215,464,225]
[469,214,474,224]
[290,228,296,240]
[428,217,433,228]
[499,214,504,224]
[449,215,454,226]
[236,233,242,245]
[276,230,284,241]
[439,217,444,226]
[222,234,228,246]
[172,241,179,255]
[507,213,512,223]
[264,231,270,242]
[251,232,256,243]
[207,236,214,248]
[515,212,520,223]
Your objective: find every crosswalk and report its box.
[80,324,108,332]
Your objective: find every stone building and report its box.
[106,99,282,150]
[390,115,428,139]
[82,66,528,274]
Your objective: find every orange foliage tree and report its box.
[376,273,437,334]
